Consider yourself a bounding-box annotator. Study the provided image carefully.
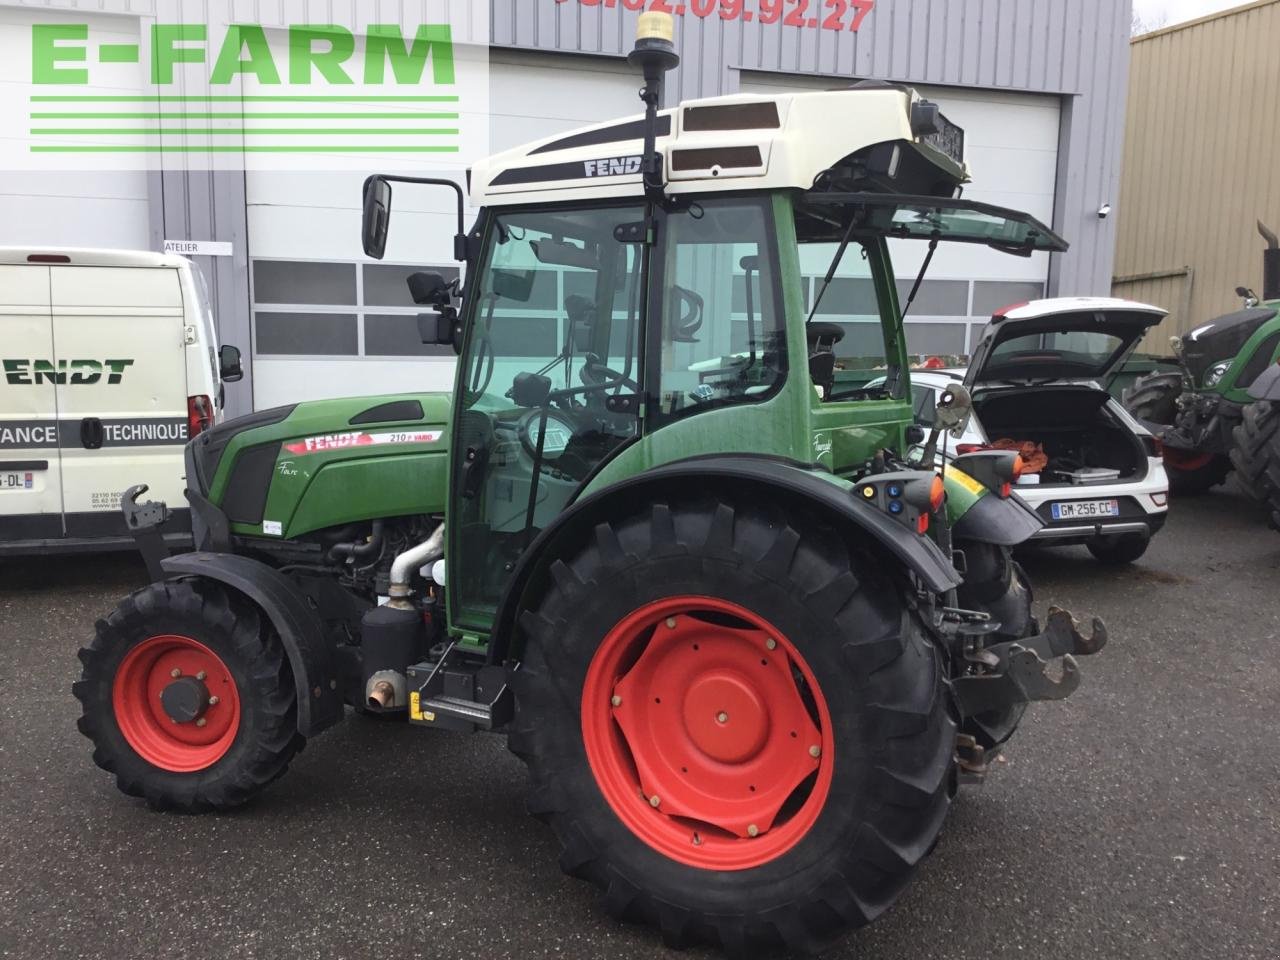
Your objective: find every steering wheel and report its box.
[580,358,641,395]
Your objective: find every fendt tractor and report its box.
[1125,221,1280,522]
[76,14,1108,954]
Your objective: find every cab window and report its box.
[654,197,786,420]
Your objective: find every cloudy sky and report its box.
[1132,0,1253,27]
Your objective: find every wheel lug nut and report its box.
[747,824,760,838]
[665,618,677,629]
[809,745,822,759]
[196,671,207,681]
[649,795,661,808]
[611,695,623,707]
[196,718,207,728]
[170,668,182,679]
[692,833,702,846]
[766,638,777,651]
[208,696,220,707]
[716,712,729,724]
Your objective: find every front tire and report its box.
[1124,373,1229,495]
[1231,401,1280,528]
[508,498,954,955]
[74,580,304,811]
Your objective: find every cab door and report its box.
[0,264,64,540]
[51,266,190,539]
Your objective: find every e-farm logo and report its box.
[4,359,135,386]
[22,12,474,164]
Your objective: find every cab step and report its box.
[406,642,512,733]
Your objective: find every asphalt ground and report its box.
[1,484,1277,960]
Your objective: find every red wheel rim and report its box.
[581,596,834,871]
[1164,449,1214,472]
[112,635,241,773]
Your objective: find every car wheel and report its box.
[1086,533,1150,565]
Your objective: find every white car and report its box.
[903,299,1172,564]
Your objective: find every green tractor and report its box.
[1124,221,1280,508]
[75,14,1107,954]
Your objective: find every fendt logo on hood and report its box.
[583,155,642,178]
[3,360,135,386]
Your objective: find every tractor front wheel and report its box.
[74,580,304,811]
[1124,372,1230,495]
[509,498,954,954]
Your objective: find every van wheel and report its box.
[508,498,954,955]
[1087,534,1150,565]
[74,580,304,812]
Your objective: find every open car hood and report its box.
[965,298,1168,387]
[798,193,1069,256]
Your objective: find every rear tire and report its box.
[508,498,954,955]
[1123,371,1182,426]
[1231,401,1280,528]
[1086,534,1151,565]
[74,580,304,812]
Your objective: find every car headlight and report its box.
[1203,361,1231,388]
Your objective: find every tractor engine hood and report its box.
[965,298,1167,389]
[1180,306,1278,385]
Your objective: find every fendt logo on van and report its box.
[4,359,134,386]
[14,2,489,172]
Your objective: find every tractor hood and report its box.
[966,298,1167,388]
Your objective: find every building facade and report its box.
[0,0,1133,416]
[1114,0,1280,347]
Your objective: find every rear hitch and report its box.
[122,484,173,581]
[952,607,1107,719]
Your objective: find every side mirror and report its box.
[508,372,552,408]
[219,344,244,383]
[492,269,537,303]
[408,271,452,307]
[362,176,392,260]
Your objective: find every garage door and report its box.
[247,51,641,410]
[0,7,151,250]
[742,72,1062,360]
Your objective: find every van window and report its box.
[191,265,221,391]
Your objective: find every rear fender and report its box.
[1248,364,1280,401]
[160,553,344,737]
[487,456,962,665]
[951,486,1044,545]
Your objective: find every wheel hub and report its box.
[160,676,211,724]
[582,597,833,870]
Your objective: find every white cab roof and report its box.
[0,247,190,269]
[471,85,968,207]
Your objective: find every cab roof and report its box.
[0,247,190,269]
[470,84,969,208]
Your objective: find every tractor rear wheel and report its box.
[508,498,954,955]
[74,580,304,811]
[1231,401,1280,528]
[1124,372,1230,495]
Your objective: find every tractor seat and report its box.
[808,323,846,400]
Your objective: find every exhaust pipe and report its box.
[1260,220,1280,302]
[388,524,445,609]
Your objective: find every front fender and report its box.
[487,455,963,665]
[161,552,344,737]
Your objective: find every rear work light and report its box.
[929,476,946,512]
[188,395,213,438]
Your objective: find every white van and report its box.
[0,248,241,554]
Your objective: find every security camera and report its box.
[1097,203,1112,220]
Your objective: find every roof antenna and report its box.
[629,12,680,205]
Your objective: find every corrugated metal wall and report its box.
[493,0,1134,300]
[1115,0,1280,350]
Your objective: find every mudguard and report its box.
[161,552,344,737]
[951,486,1045,545]
[1248,363,1280,401]
[488,455,963,665]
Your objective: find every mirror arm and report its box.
[373,174,469,262]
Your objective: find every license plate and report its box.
[1,472,37,492]
[1052,499,1120,521]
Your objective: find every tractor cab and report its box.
[364,70,1065,630]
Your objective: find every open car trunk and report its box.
[972,386,1149,487]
